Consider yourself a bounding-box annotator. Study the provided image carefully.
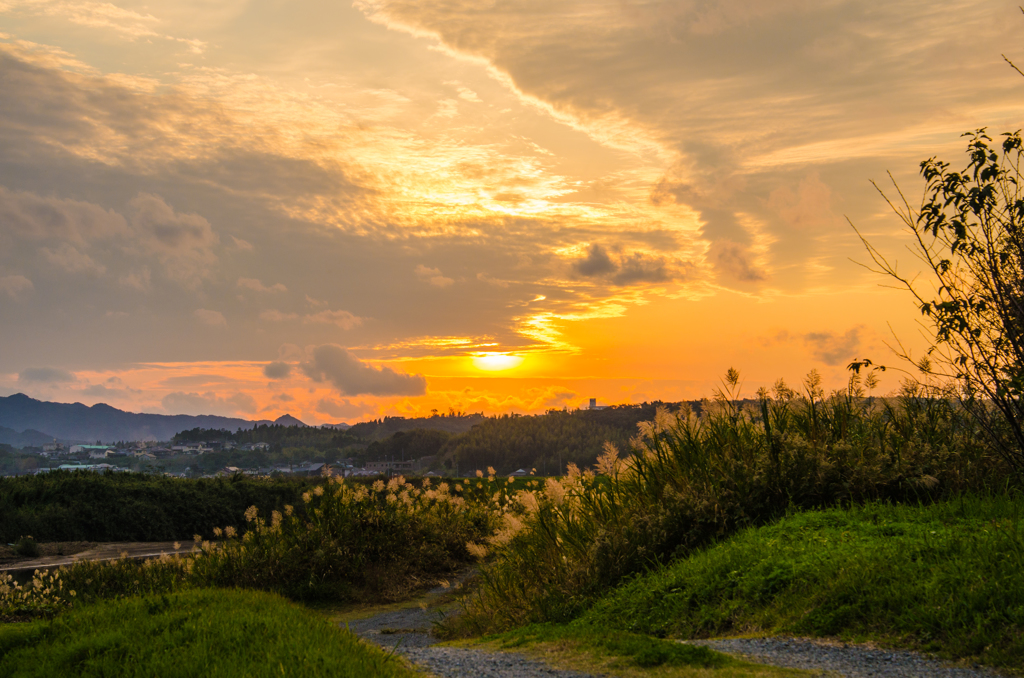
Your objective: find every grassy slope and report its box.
[0,588,421,678]
[577,494,1024,671]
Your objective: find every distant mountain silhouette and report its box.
[0,393,307,444]
[272,414,307,428]
[0,424,58,448]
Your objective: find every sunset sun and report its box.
[472,353,525,372]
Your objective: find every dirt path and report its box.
[0,541,187,575]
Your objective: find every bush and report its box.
[0,471,315,543]
[1,475,502,618]
[13,536,39,558]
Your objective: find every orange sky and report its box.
[1,1,1023,424]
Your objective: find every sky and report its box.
[1,0,1023,424]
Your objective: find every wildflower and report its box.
[213,527,223,538]
[314,485,325,497]
[70,590,76,597]
[244,505,258,522]
[372,480,385,492]
[271,510,283,528]
[193,534,202,544]
[438,482,450,494]
[173,542,181,551]
[386,493,397,503]
[302,491,312,503]
[455,483,463,492]
[476,469,484,478]
[224,526,237,538]
[487,466,496,477]
[507,476,514,484]
[285,504,294,516]
[422,477,431,488]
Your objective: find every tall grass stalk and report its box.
[446,370,1013,634]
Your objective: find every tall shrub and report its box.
[856,130,1024,469]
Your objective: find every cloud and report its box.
[316,397,372,420]
[80,382,139,399]
[760,325,866,366]
[415,264,454,288]
[263,361,292,379]
[0,275,33,299]
[456,86,481,102]
[612,253,671,285]
[573,244,616,277]
[300,344,426,396]
[0,185,218,289]
[525,386,578,411]
[238,277,287,293]
[0,185,128,245]
[804,326,864,366]
[768,173,840,232]
[19,366,76,383]
[303,309,364,329]
[260,310,299,322]
[118,268,150,291]
[161,391,257,416]
[194,309,227,326]
[709,240,767,283]
[262,309,363,328]
[39,243,105,275]
[572,244,678,286]
[127,193,219,285]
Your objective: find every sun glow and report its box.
[472,353,525,372]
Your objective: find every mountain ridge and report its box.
[0,393,313,444]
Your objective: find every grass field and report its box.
[0,588,421,677]
[577,493,1024,672]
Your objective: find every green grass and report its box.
[458,623,811,677]
[577,493,1024,671]
[0,588,422,677]
[492,624,733,669]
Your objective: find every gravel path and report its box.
[345,579,1004,678]
[346,597,603,678]
[686,637,1004,677]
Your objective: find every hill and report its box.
[0,393,305,444]
[347,413,486,441]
